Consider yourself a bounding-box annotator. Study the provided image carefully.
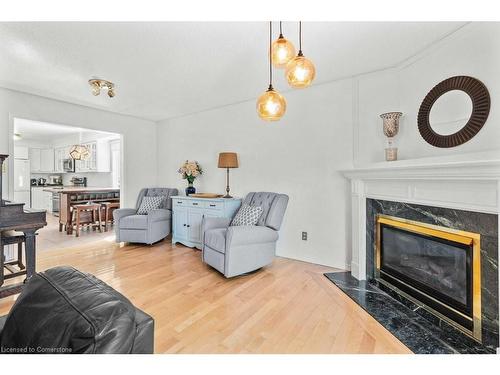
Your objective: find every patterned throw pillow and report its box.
[231,204,263,226]
[137,196,165,215]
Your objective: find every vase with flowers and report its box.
[178,160,203,196]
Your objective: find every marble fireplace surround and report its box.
[342,155,500,350]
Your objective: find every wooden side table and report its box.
[72,203,102,237]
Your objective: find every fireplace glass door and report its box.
[376,215,481,341]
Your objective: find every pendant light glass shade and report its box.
[271,36,296,68]
[69,144,90,160]
[257,21,286,121]
[256,86,287,121]
[285,54,316,88]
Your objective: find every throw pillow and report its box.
[231,204,263,226]
[137,196,165,215]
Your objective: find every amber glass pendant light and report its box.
[285,21,316,88]
[256,22,286,121]
[271,22,296,68]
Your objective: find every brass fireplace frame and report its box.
[375,214,482,342]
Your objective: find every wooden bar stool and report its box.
[72,203,102,237]
[101,202,120,232]
[1,231,28,285]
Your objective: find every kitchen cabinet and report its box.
[172,196,241,249]
[31,187,53,212]
[29,148,41,172]
[40,149,55,172]
[30,148,55,173]
[54,146,70,173]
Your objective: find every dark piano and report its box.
[1,154,47,297]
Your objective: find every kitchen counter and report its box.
[43,187,119,193]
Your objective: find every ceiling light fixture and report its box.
[256,22,286,121]
[13,133,22,141]
[285,21,316,88]
[89,78,116,98]
[271,21,296,69]
[69,144,90,161]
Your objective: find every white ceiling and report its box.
[0,22,465,121]
[14,118,115,141]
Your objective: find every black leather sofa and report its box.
[0,266,154,354]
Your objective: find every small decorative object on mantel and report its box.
[380,112,402,161]
[218,152,239,198]
[178,160,203,196]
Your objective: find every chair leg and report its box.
[104,206,109,232]
[76,209,80,237]
[17,242,25,270]
[97,208,102,233]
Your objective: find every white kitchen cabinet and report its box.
[54,146,69,173]
[30,148,41,172]
[31,187,52,212]
[40,148,55,172]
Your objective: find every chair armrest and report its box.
[201,217,231,232]
[226,225,279,247]
[147,209,171,223]
[113,208,137,221]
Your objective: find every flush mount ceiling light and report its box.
[13,133,22,141]
[89,78,116,98]
[285,22,316,88]
[256,22,287,121]
[69,144,90,160]
[271,21,296,68]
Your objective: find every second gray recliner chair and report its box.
[201,192,289,278]
[113,188,178,244]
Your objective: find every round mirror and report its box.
[418,76,490,148]
[429,90,473,135]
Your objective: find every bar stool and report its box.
[1,231,27,286]
[101,201,120,232]
[72,203,102,237]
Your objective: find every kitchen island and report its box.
[45,187,120,235]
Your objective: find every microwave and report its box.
[63,158,75,172]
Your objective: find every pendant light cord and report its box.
[279,21,283,38]
[298,21,303,55]
[269,21,273,90]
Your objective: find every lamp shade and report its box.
[218,152,238,168]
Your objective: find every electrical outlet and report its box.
[302,231,308,241]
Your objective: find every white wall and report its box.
[354,23,500,166]
[157,79,354,269]
[0,87,158,207]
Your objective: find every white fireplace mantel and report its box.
[341,156,500,280]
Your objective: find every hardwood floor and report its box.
[0,239,411,354]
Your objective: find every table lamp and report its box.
[218,152,239,198]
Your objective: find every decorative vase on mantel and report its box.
[380,112,402,161]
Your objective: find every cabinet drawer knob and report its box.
[183,224,187,226]
[193,202,198,205]
[209,204,216,207]
[177,201,183,204]
[187,225,190,228]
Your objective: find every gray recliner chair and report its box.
[113,188,178,245]
[201,192,289,278]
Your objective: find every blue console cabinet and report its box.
[171,196,241,250]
